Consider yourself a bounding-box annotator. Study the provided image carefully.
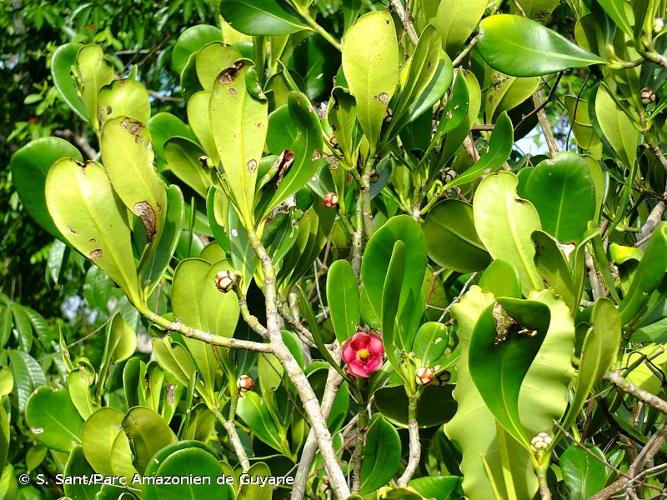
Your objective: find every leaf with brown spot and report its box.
[101,116,167,245]
[45,158,141,306]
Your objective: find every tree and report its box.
[2,0,667,499]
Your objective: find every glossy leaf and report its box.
[434,0,487,55]
[82,407,125,476]
[195,42,241,91]
[413,322,448,365]
[532,231,577,312]
[477,15,605,77]
[122,407,177,474]
[219,0,307,36]
[210,60,268,226]
[479,260,522,298]
[473,172,543,295]
[423,200,491,273]
[375,384,457,428]
[562,299,620,429]
[101,116,167,245]
[64,446,100,499]
[236,462,273,500]
[560,447,607,499]
[444,112,514,190]
[187,91,219,164]
[8,350,46,412]
[10,137,83,238]
[76,44,115,128]
[236,391,284,453]
[97,79,151,127]
[51,43,87,120]
[25,387,84,452]
[148,112,198,164]
[359,415,401,494]
[164,137,211,198]
[326,259,359,343]
[171,25,222,74]
[342,11,399,153]
[408,476,462,500]
[45,159,141,306]
[594,86,640,167]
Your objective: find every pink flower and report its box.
[341,332,384,378]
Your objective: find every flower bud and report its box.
[640,87,656,105]
[654,18,665,33]
[237,375,254,393]
[214,270,239,293]
[322,192,338,208]
[530,432,553,451]
[415,366,434,386]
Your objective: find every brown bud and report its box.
[415,366,434,386]
[237,375,254,392]
[640,87,656,105]
[214,270,239,293]
[322,192,338,208]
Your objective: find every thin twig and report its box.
[54,129,97,160]
[278,302,316,348]
[438,273,478,322]
[452,35,480,67]
[397,395,421,486]
[291,346,344,500]
[389,0,419,45]
[238,296,269,339]
[248,231,350,499]
[604,370,667,414]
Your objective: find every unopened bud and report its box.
[237,375,254,393]
[530,432,553,451]
[415,366,434,386]
[654,18,664,33]
[640,87,656,105]
[214,270,239,293]
[322,192,338,208]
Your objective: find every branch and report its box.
[641,49,667,69]
[389,0,419,45]
[452,35,480,67]
[238,296,269,339]
[530,88,559,156]
[604,370,667,414]
[278,302,316,348]
[636,200,665,250]
[248,231,350,499]
[290,347,344,500]
[143,310,274,353]
[215,403,250,473]
[591,422,667,499]
[397,396,421,486]
[351,403,369,493]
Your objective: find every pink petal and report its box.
[346,360,370,378]
[367,334,384,355]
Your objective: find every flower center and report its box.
[357,349,371,361]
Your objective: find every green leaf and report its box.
[618,223,667,324]
[45,158,141,306]
[564,96,602,154]
[562,298,620,429]
[237,462,273,500]
[139,184,185,290]
[560,447,607,499]
[342,11,399,153]
[382,240,406,362]
[122,407,177,474]
[25,386,84,452]
[263,92,323,217]
[361,215,427,328]
[210,60,268,226]
[598,0,634,36]
[171,25,222,74]
[413,322,449,365]
[477,15,605,77]
[444,111,514,190]
[513,0,560,18]
[148,112,198,164]
[51,43,87,120]
[0,368,12,398]
[434,0,487,56]
[375,384,457,428]
[594,86,640,167]
[195,42,242,91]
[423,200,491,273]
[359,414,401,494]
[485,74,540,121]
[76,44,115,128]
[10,303,33,352]
[101,116,167,245]
[164,137,211,198]
[219,0,307,36]
[445,287,537,499]
[64,446,100,499]
[532,231,577,312]
[408,476,462,500]
[328,87,359,164]
[236,391,285,453]
[82,407,125,475]
[473,172,543,295]
[469,298,551,445]
[68,367,97,419]
[326,259,359,343]
[8,350,46,412]
[479,260,522,298]
[524,153,600,243]
[187,91,220,164]
[97,79,151,128]
[10,137,83,239]
[145,446,232,500]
